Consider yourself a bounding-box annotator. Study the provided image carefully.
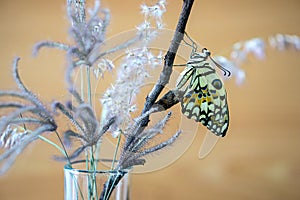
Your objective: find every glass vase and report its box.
[64,160,130,200]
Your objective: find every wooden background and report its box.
[1,0,300,199]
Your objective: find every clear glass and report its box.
[64,160,130,200]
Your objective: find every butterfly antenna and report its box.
[210,56,231,77]
[170,36,193,67]
[181,36,194,50]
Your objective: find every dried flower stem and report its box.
[39,135,69,160]
[111,133,122,170]
[86,65,92,105]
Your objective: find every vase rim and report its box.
[64,159,129,175]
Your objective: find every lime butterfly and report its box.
[176,38,230,137]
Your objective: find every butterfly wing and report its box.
[181,67,229,137]
[205,71,229,136]
[176,66,195,90]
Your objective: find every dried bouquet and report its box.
[1,0,298,199]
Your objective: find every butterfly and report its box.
[176,40,230,137]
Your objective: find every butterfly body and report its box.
[176,48,229,137]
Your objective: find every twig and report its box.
[140,0,194,128]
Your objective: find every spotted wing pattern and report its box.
[176,49,229,137]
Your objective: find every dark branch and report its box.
[153,89,184,111]
[140,0,194,127]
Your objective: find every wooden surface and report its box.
[1,0,300,199]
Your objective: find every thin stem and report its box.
[38,135,68,159]
[90,146,95,170]
[94,142,101,171]
[111,133,122,170]
[18,115,70,166]
[91,146,99,200]
[85,148,91,200]
[86,66,92,106]
[85,149,89,169]
[86,63,96,198]
[15,115,69,165]
[80,65,85,101]
[13,118,65,161]
[72,174,85,200]
[54,130,72,165]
